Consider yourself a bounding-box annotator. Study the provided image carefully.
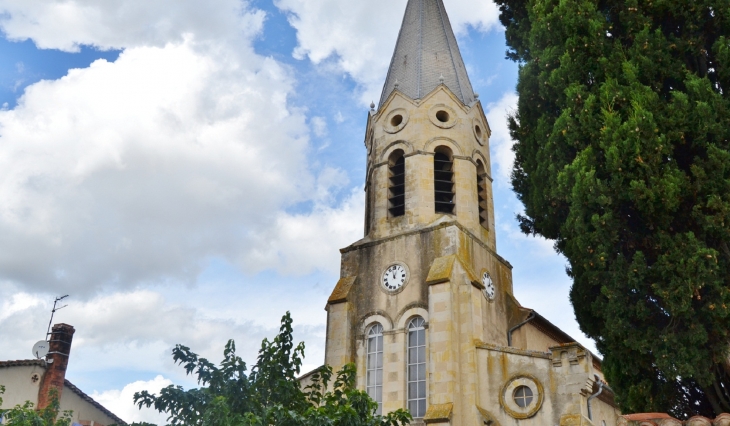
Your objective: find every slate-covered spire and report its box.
[379,0,476,108]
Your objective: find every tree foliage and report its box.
[134,312,412,426]
[0,387,72,426]
[494,0,730,417]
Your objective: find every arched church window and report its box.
[367,323,384,414]
[476,160,488,229]
[388,150,406,217]
[407,317,426,418]
[434,148,455,214]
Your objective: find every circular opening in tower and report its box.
[436,110,450,123]
[391,114,404,127]
[513,386,534,408]
[475,125,483,139]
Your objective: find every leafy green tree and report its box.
[0,387,72,426]
[494,0,730,417]
[134,312,411,426]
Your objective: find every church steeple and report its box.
[359,0,494,246]
[379,0,476,108]
[319,2,619,424]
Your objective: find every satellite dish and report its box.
[32,340,50,359]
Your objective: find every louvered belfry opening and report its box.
[476,160,488,228]
[434,148,455,214]
[388,151,406,217]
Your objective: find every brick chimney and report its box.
[38,323,75,410]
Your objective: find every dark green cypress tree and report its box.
[494,0,730,417]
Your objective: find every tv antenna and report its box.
[31,295,69,360]
[46,295,69,337]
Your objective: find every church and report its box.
[299,0,623,425]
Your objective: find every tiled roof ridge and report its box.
[0,359,46,368]
[63,379,127,426]
[619,412,730,425]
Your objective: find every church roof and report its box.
[379,0,476,108]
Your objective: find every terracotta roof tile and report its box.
[0,359,46,368]
[619,413,730,425]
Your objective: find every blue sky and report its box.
[0,0,590,422]
[0,39,120,109]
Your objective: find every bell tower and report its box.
[323,0,520,424]
[319,5,620,424]
[362,0,495,248]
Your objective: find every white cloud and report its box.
[242,185,364,276]
[275,0,500,104]
[333,111,344,124]
[485,92,518,186]
[0,38,330,294]
[0,0,265,51]
[0,0,358,387]
[311,116,328,137]
[0,0,374,299]
[0,290,44,322]
[91,376,173,425]
[0,284,327,381]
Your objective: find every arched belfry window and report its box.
[388,150,406,217]
[476,160,488,229]
[407,317,426,418]
[434,148,455,214]
[367,323,384,414]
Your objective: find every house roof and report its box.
[0,360,127,425]
[0,359,47,368]
[63,379,127,426]
[378,0,476,108]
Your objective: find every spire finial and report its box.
[370,101,376,112]
[439,74,445,84]
[394,79,400,89]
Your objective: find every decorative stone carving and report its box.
[550,343,588,368]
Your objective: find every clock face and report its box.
[382,264,408,292]
[482,271,495,300]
